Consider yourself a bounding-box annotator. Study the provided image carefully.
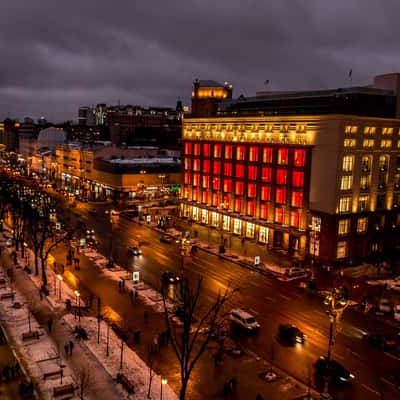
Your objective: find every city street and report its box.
[51,197,400,400]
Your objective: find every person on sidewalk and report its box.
[129,290,133,304]
[69,340,74,356]
[118,281,122,292]
[64,343,69,357]
[47,318,53,333]
[144,311,148,323]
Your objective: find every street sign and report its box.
[80,238,86,248]
[56,222,61,231]
[254,256,260,266]
[133,271,140,283]
[146,215,151,223]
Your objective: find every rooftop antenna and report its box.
[348,69,353,83]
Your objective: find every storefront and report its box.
[223,215,230,231]
[245,222,255,239]
[233,218,242,235]
[211,212,219,228]
[201,209,209,224]
[258,226,270,244]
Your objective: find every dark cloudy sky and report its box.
[0,0,398,122]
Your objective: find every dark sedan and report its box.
[313,356,354,385]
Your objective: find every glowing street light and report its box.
[160,376,167,400]
[57,274,63,301]
[74,290,81,325]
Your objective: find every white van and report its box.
[230,309,260,331]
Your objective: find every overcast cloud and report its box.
[0,0,399,122]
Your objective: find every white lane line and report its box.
[280,294,291,301]
[381,377,396,387]
[249,308,259,315]
[384,352,400,361]
[349,350,360,358]
[264,296,276,302]
[360,383,380,395]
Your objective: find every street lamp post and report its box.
[57,275,63,301]
[74,290,81,325]
[160,376,167,400]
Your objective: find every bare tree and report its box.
[162,277,236,400]
[77,366,92,400]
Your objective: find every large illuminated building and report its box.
[181,74,400,264]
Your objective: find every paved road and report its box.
[52,197,400,400]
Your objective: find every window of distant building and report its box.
[263,147,273,163]
[184,142,191,155]
[360,175,370,191]
[184,158,191,171]
[275,207,284,224]
[213,161,221,175]
[193,158,200,171]
[291,191,303,208]
[358,195,369,212]
[337,241,347,258]
[235,181,244,195]
[260,203,269,220]
[363,139,375,148]
[236,146,245,161]
[236,164,245,178]
[261,167,272,182]
[381,139,392,148]
[224,145,233,159]
[338,219,350,235]
[344,139,357,147]
[192,189,198,202]
[277,148,288,165]
[293,149,306,167]
[202,191,208,204]
[224,162,232,176]
[340,175,353,191]
[212,177,220,191]
[212,193,218,206]
[261,185,271,201]
[193,143,201,156]
[184,172,191,185]
[214,144,222,158]
[357,217,368,233]
[276,169,287,185]
[382,127,393,135]
[193,174,200,187]
[276,188,286,204]
[248,165,257,180]
[223,179,231,193]
[203,143,211,157]
[247,183,257,198]
[234,198,243,213]
[342,155,354,172]
[345,125,358,134]
[203,159,210,173]
[379,155,389,169]
[290,211,301,228]
[364,126,376,135]
[247,201,255,216]
[292,171,304,187]
[361,155,372,171]
[202,175,209,189]
[249,146,259,162]
[339,196,351,213]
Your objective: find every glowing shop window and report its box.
[223,215,230,231]
[202,176,209,189]
[292,171,304,187]
[224,162,232,176]
[224,145,233,159]
[212,177,220,190]
[293,149,306,167]
[184,158,191,171]
[290,211,300,228]
[203,160,210,173]
[275,207,284,224]
[247,201,255,216]
[247,183,257,198]
[261,186,271,201]
[211,212,219,227]
[275,188,286,204]
[193,159,200,171]
[234,198,243,213]
[260,204,269,220]
[258,226,269,243]
[276,169,287,185]
[337,241,347,259]
[246,222,255,238]
[291,191,303,208]
[233,218,242,234]
[248,165,257,180]
[201,209,208,223]
[223,179,231,192]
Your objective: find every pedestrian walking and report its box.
[69,340,74,356]
[47,318,53,333]
[129,290,133,304]
[122,280,125,289]
[135,290,138,301]
[118,281,122,292]
[39,289,43,301]
[64,343,69,357]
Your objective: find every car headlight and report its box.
[349,374,355,379]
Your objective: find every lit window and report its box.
[360,175,370,190]
[224,162,232,176]
[276,169,287,185]
[184,142,191,155]
[311,216,321,232]
[290,211,300,228]
[212,193,218,206]
[213,161,221,175]
[344,139,356,147]
[202,191,208,204]
[184,172,191,185]
[363,139,375,148]
[184,158,191,171]
[203,160,210,173]
[340,175,353,191]
[214,144,221,158]
[364,126,376,135]
[339,197,351,213]
[275,207,284,224]
[192,189,198,201]
[247,201,255,216]
[277,148,288,165]
[261,186,271,201]
[193,174,200,187]
[381,139,392,148]
[183,187,189,199]
[235,181,244,195]
[224,145,233,159]
[203,143,211,157]
[212,177,220,190]
[378,155,389,170]
[291,191,303,208]
[193,159,200,171]
[361,155,371,172]
[292,171,304,187]
[247,183,257,198]
[397,140,400,148]
[382,127,393,135]
[193,143,201,156]
[358,195,369,212]
[263,147,273,163]
[223,195,230,209]
[249,146,259,162]
[234,164,244,178]
[202,176,209,189]
[338,219,350,235]
[223,179,231,192]
[248,165,257,180]
[234,198,243,213]
[260,203,269,220]
[261,167,272,182]
[294,149,306,167]
[236,146,245,161]
[342,155,354,172]
[345,125,358,134]
[276,188,286,204]
[357,217,368,233]
[337,241,347,259]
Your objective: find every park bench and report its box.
[22,330,39,341]
[117,373,135,394]
[53,383,74,397]
[0,291,14,300]
[43,369,62,380]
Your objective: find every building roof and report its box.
[108,157,180,166]
[198,80,225,88]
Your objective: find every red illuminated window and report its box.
[234,198,243,213]
[192,188,198,201]
[214,144,222,158]
[184,142,191,155]
[184,158,191,171]
[212,193,219,206]
[249,146,259,162]
[202,191,208,204]
[235,181,244,195]
[277,148,288,165]
[291,191,303,208]
[224,162,232,176]
[184,172,191,185]
[276,188,286,204]
[276,168,287,185]
[263,147,273,163]
[193,174,200,186]
[213,161,221,175]
[202,175,210,189]
[224,145,233,159]
[261,186,271,201]
[260,203,269,219]
[193,159,200,171]
[224,179,232,192]
[275,207,284,224]
[223,195,230,209]
[203,160,210,173]
[294,149,305,167]
[212,177,220,190]
[292,171,304,187]
[248,165,257,180]
[194,143,201,156]
[236,146,245,161]
[203,143,211,157]
[261,167,272,182]
[247,201,255,216]
[236,164,245,178]
[247,183,257,198]
[290,211,301,228]
[183,187,189,199]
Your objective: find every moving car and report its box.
[313,356,354,385]
[364,333,396,349]
[378,298,391,313]
[284,267,305,278]
[160,235,172,244]
[161,271,180,284]
[278,324,307,344]
[229,309,260,331]
[127,246,141,256]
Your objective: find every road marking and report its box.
[280,294,291,301]
[249,308,259,315]
[360,383,380,395]
[349,350,360,358]
[384,352,400,361]
[264,296,275,302]
[381,377,396,387]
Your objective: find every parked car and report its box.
[127,246,141,256]
[394,305,400,321]
[378,298,392,313]
[364,333,396,349]
[229,309,260,331]
[313,356,354,385]
[278,324,307,344]
[161,271,180,284]
[284,267,305,278]
[88,208,97,216]
[160,235,172,244]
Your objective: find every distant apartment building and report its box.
[0,119,19,151]
[181,74,400,264]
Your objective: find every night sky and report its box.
[0,0,398,122]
